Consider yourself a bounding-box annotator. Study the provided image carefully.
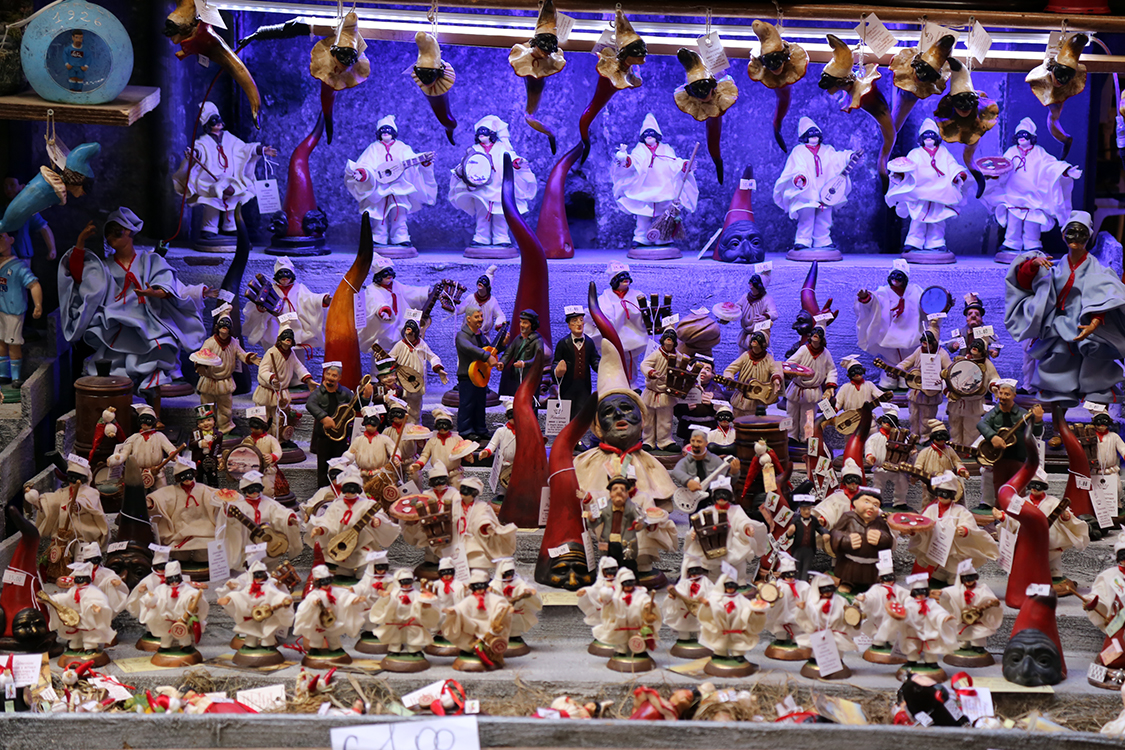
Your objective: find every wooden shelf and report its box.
[0,85,161,127]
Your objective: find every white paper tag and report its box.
[217,289,235,303]
[40,685,58,702]
[720,560,739,580]
[740,178,756,191]
[207,540,230,584]
[554,12,575,45]
[535,707,561,719]
[855,13,897,58]
[10,654,41,688]
[149,544,171,554]
[1093,476,1117,529]
[915,710,933,726]
[927,312,947,321]
[967,21,992,64]
[1075,474,1092,490]
[1045,31,1063,62]
[442,543,470,584]
[920,353,942,391]
[354,292,368,335]
[1007,495,1025,516]
[919,22,959,54]
[317,701,332,716]
[544,399,571,437]
[815,456,832,476]
[998,527,1016,573]
[972,325,994,339]
[813,312,834,324]
[538,487,550,526]
[950,337,967,350]
[254,179,282,215]
[198,54,210,68]
[1088,662,1109,683]
[591,28,615,56]
[774,506,794,528]
[818,399,837,419]
[753,261,773,274]
[464,699,480,715]
[809,629,844,676]
[195,0,227,28]
[245,542,268,560]
[660,314,680,329]
[236,684,287,712]
[582,530,596,569]
[959,686,993,722]
[401,679,446,708]
[763,492,780,513]
[2,570,26,586]
[927,517,954,569]
[398,480,420,497]
[107,541,128,553]
[696,31,730,74]
[1026,583,1052,597]
[89,677,132,703]
[547,544,569,558]
[753,319,772,332]
[854,633,874,652]
[595,496,608,511]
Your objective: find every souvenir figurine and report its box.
[466,398,516,506]
[830,489,894,594]
[888,35,954,131]
[854,553,908,664]
[553,306,601,419]
[359,256,430,354]
[889,572,957,680]
[592,569,661,673]
[253,323,316,439]
[762,556,812,660]
[933,59,999,178]
[578,8,646,163]
[785,326,836,441]
[344,113,437,254]
[978,381,1044,496]
[795,573,857,678]
[225,471,301,569]
[441,568,512,671]
[88,406,122,467]
[75,542,127,616]
[138,560,208,667]
[123,546,171,651]
[61,210,206,390]
[302,457,351,525]
[773,117,858,261]
[722,330,783,418]
[813,457,862,531]
[171,102,276,247]
[410,31,458,144]
[107,404,178,489]
[382,395,421,466]
[306,362,356,487]
[627,686,695,721]
[304,10,369,143]
[611,114,698,251]
[293,565,367,667]
[683,477,767,584]
[0,143,97,241]
[623,466,677,587]
[1025,33,1088,157]
[449,115,536,252]
[0,231,41,388]
[498,309,544,400]
[906,474,998,586]
[455,309,499,441]
[746,20,808,154]
[640,328,681,451]
[43,561,114,668]
[244,258,328,362]
[148,458,224,573]
[578,558,620,656]
[352,551,393,654]
[1093,411,1125,511]
[412,407,468,487]
[698,574,769,677]
[912,420,970,509]
[455,266,506,332]
[1084,534,1125,689]
[583,474,643,575]
[998,468,1089,589]
[947,340,1000,447]
[1005,210,1125,407]
[662,558,713,658]
[242,408,284,496]
[710,165,766,264]
[427,556,467,657]
[390,317,447,423]
[490,559,542,656]
[344,405,400,490]
[865,406,909,509]
[217,560,294,667]
[674,48,738,183]
[585,263,649,383]
[672,355,722,444]
[939,560,1002,668]
[367,569,440,672]
[24,454,107,582]
[508,0,566,153]
[706,401,736,454]
[834,356,885,411]
[896,331,952,438]
[307,468,399,578]
[672,427,740,503]
[981,117,1080,263]
[0,506,58,656]
[727,274,779,352]
[786,496,823,580]
[854,262,928,387]
[194,305,260,435]
[397,461,457,577]
[460,477,517,571]
[886,120,968,263]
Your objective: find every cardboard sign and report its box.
[10,654,41,688]
[967,20,992,64]
[920,353,942,391]
[696,31,730,74]
[236,684,286,712]
[998,527,1016,573]
[855,13,897,57]
[207,540,230,584]
[538,487,550,526]
[809,630,844,676]
[254,179,282,214]
[544,399,571,437]
[818,399,836,419]
[927,517,954,569]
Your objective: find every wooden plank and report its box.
[0,85,161,127]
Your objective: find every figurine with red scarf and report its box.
[855,261,926,389]
[640,328,681,452]
[217,560,294,667]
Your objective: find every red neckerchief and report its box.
[891,288,905,319]
[725,599,737,614]
[1013,144,1032,171]
[599,442,643,456]
[62,484,77,511]
[140,429,156,441]
[249,581,265,598]
[883,584,895,596]
[880,425,891,437]
[964,586,975,605]
[246,497,262,524]
[843,486,859,500]
[503,584,515,598]
[183,482,198,508]
[364,432,379,443]
[170,583,180,599]
[612,288,634,320]
[473,591,487,610]
[73,585,85,603]
[916,597,929,616]
[322,587,337,605]
[787,581,799,597]
[821,598,832,614]
[278,284,296,312]
[442,578,455,595]
[474,290,489,305]
[851,377,864,387]
[382,281,398,315]
[748,348,767,362]
[717,425,731,436]
[645,142,659,166]
[808,345,824,359]
[114,255,145,304]
[1098,432,1108,442]
[689,581,700,597]
[1118,565,1125,576]
[214,138,229,170]
[622,593,633,605]
[341,497,359,525]
[505,420,514,430]
[1057,252,1087,313]
[437,432,451,445]
[382,141,395,160]
[402,338,417,352]
[937,501,951,518]
[923,145,945,176]
[399,592,413,605]
[807,143,822,176]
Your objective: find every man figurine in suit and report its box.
[553,306,600,418]
[977,380,1044,498]
[456,307,498,441]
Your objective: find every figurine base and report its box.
[628,245,681,260]
[183,255,225,267]
[705,655,758,678]
[151,646,204,668]
[994,248,1021,265]
[158,382,195,398]
[669,639,712,659]
[135,633,161,652]
[896,662,947,682]
[587,639,616,657]
[380,651,431,673]
[301,648,353,669]
[452,651,503,672]
[59,648,110,669]
[230,635,245,650]
[786,246,842,262]
[374,244,418,259]
[901,247,956,265]
[505,636,530,657]
[176,559,211,581]
[356,634,390,655]
[464,245,518,259]
[800,659,851,680]
[279,447,306,464]
[637,569,669,590]
[765,641,812,661]
[441,386,501,409]
[607,652,656,673]
[864,645,907,665]
[266,235,330,257]
[192,240,237,254]
[232,645,285,668]
[944,649,995,668]
[425,637,459,657]
[274,491,298,510]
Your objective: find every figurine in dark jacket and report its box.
[786,495,823,581]
[553,306,600,418]
[499,309,544,402]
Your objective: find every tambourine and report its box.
[782,362,814,379]
[974,156,1012,177]
[946,358,987,398]
[389,494,437,522]
[887,601,906,618]
[458,152,492,188]
[886,512,935,534]
[919,285,952,317]
[627,634,648,654]
[168,621,191,640]
[757,581,780,603]
[843,604,864,627]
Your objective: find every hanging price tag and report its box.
[582,530,597,568]
[107,541,129,553]
[195,0,227,28]
[998,527,1016,573]
[544,399,571,436]
[818,398,836,419]
[1075,474,1092,490]
[591,28,615,56]
[255,178,282,215]
[1092,476,1117,529]
[354,289,367,331]
[1,570,26,586]
[927,517,954,569]
[967,21,992,64]
[538,487,550,526]
[920,353,942,391]
[1045,31,1063,61]
[919,22,959,53]
[207,540,230,584]
[740,178,756,191]
[855,14,898,58]
[809,630,844,676]
[555,13,575,45]
[696,31,730,74]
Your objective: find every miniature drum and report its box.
[365,466,401,511]
[886,512,935,534]
[946,359,987,398]
[888,156,916,174]
[782,362,814,379]
[486,634,508,656]
[757,581,780,603]
[919,285,952,316]
[843,604,864,627]
[168,621,191,640]
[141,468,157,489]
[627,634,648,654]
[458,152,492,188]
[974,156,1012,177]
[224,444,264,484]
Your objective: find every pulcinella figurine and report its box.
[217,560,294,668]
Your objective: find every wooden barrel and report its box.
[734,415,790,494]
[74,376,134,462]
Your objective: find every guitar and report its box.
[672,456,734,514]
[1045,495,1072,528]
[469,321,509,388]
[226,505,289,558]
[712,374,779,405]
[326,504,383,564]
[143,443,189,489]
[373,343,423,394]
[883,462,933,485]
[818,149,864,207]
[976,411,1032,467]
[831,391,895,435]
[251,599,292,622]
[36,590,79,627]
[372,152,436,185]
[872,358,923,390]
[323,375,373,443]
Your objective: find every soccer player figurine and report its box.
[939,560,1003,668]
[854,261,927,388]
[854,552,908,664]
[0,230,41,388]
[366,569,440,672]
[138,561,209,667]
[698,574,770,677]
[592,569,661,673]
[490,558,542,657]
[217,560,294,668]
[888,572,958,680]
[293,565,368,668]
[442,568,514,672]
[662,558,713,659]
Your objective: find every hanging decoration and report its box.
[509,0,567,154]
[578,8,646,164]
[309,12,370,145]
[819,35,894,182]
[934,58,1000,198]
[412,30,458,144]
[1025,32,1088,159]
[745,20,807,154]
[888,33,955,134]
[674,48,738,184]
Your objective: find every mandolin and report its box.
[372,152,436,185]
[872,358,923,390]
[326,504,383,565]
[36,590,79,627]
[323,374,373,443]
[469,322,509,388]
[976,411,1032,467]
[818,149,864,207]
[712,374,779,405]
[226,505,289,558]
[251,599,292,622]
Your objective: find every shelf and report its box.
[0,85,161,127]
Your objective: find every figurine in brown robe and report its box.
[831,490,894,593]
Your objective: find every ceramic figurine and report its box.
[410,31,458,144]
[1025,33,1088,157]
[382,395,421,466]
[707,401,736,454]
[490,559,542,656]
[302,457,351,526]
[854,262,927,387]
[344,405,400,485]
[623,466,676,587]
[946,340,1000,447]
[1084,534,1125,689]
[309,11,370,143]
[427,556,467,657]
[351,551,393,654]
[0,143,98,239]
[498,309,544,400]
[138,560,208,667]
[933,58,999,160]
[722,274,778,353]
[722,330,783,418]
[578,8,646,162]
[1093,411,1125,511]
[834,355,886,410]
[293,565,367,667]
[672,427,741,501]
[1005,211,1125,407]
[217,560,294,667]
[773,117,858,260]
[194,306,261,435]
[578,558,620,656]
[795,573,857,678]
[585,263,649,383]
[307,467,399,578]
[75,542,127,616]
[43,561,114,668]
[865,406,909,509]
[253,323,316,439]
[454,266,505,332]
[242,408,284,495]
[897,331,952,438]
[61,209,206,390]
[148,458,224,572]
[674,48,738,183]
[785,497,823,580]
[389,317,447,423]
[830,489,894,594]
[761,556,812,660]
[640,329,682,451]
[442,568,513,672]
[906,474,998,585]
[453,306,498,440]
[812,457,862,531]
[412,408,468,487]
[886,120,968,262]
[465,398,516,505]
[710,166,766,264]
[123,546,173,651]
[172,102,276,247]
[552,305,601,419]
[460,477,517,571]
[225,470,301,569]
[939,560,1002,668]
[997,468,1089,588]
[592,569,661,673]
[977,382,1045,496]
[662,558,712,658]
[397,460,457,577]
[24,455,107,582]
[367,568,440,672]
[981,117,1079,262]
[888,35,954,130]
[583,474,643,575]
[345,116,437,251]
[698,574,770,677]
[889,573,957,680]
[912,420,970,508]
[854,553,908,664]
[611,114,698,249]
[305,362,357,487]
[508,0,566,152]
[359,255,431,355]
[448,116,536,251]
[746,20,808,153]
[0,231,41,388]
[683,477,768,584]
[244,257,328,361]
[108,404,178,488]
[785,326,836,441]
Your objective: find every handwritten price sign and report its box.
[332,717,480,750]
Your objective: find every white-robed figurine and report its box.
[448,115,536,247]
[24,454,108,560]
[683,477,768,584]
[997,468,1089,584]
[795,573,858,677]
[306,468,400,576]
[76,542,127,615]
[785,326,837,441]
[172,102,276,239]
[773,117,855,252]
[764,556,810,649]
[611,114,699,247]
[854,262,925,389]
[885,119,968,254]
[138,561,209,663]
[592,568,661,672]
[981,118,1080,257]
[367,568,440,671]
[360,256,430,354]
[584,262,649,384]
[294,565,367,666]
[698,574,769,676]
[461,477,516,571]
[224,471,302,569]
[442,569,513,672]
[855,555,908,657]
[243,257,328,357]
[491,558,543,655]
[662,558,713,658]
[217,560,294,661]
[939,561,1003,660]
[907,473,998,585]
[148,458,224,567]
[891,573,958,676]
[346,115,438,247]
[47,561,115,665]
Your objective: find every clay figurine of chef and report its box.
[611,114,698,248]
[938,560,1003,666]
[367,568,440,672]
[885,119,968,258]
[448,116,536,247]
[697,574,770,677]
[773,117,857,255]
[293,564,367,667]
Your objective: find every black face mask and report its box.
[1002,629,1064,687]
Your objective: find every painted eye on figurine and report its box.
[761,49,791,72]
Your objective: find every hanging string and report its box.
[428,0,439,42]
[705,7,712,38]
[856,13,866,68]
[965,16,974,75]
